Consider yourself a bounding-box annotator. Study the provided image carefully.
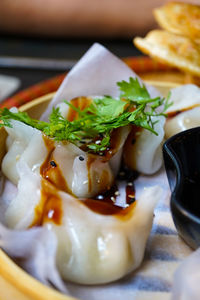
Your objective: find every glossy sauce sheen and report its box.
[86,156,112,193]
[30,136,67,227]
[30,179,63,227]
[81,198,136,218]
[40,136,71,194]
[81,168,138,218]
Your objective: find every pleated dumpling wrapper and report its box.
[0,43,164,286]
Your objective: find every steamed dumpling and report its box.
[2,157,161,284]
[3,160,42,229]
[165,107,200,139]
[0,116,162,285]
[166,84,200,114]
[2,120,118,198]
[165,84,200,138]
[57,96,131,177]
[50,185,161,284]
[57,96,166,176]
[2,119,47,185]
[123,116,165,174]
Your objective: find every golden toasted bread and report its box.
[154,2,200,42]
[134,30,200,76]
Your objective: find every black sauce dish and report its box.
[163,126,200,249]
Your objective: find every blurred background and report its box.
[0,35,141,92]
[0,0,198,103]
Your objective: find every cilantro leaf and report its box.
[91,96,127,119]
[0,77,172,154]
[117,77,150,102]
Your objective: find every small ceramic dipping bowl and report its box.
[163,127,200,249]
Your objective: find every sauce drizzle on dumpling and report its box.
[80,168,138,219]
[40,136,71,194]
[30,119,138,227]
[30,179,63,227]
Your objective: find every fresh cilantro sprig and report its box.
[0,78,171,154]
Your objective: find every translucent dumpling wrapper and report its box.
[124,116,165,174]
[54,185,162,284]
[165,84,200,138]
[166,84,200,114]
[165,106,200,139]
[0,223,69,294]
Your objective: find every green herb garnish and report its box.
[0,78,171,153]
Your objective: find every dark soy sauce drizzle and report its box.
[40,136,71,194]
[81,164,139,217]
[118,165,139,205]
[30,180,63,227]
